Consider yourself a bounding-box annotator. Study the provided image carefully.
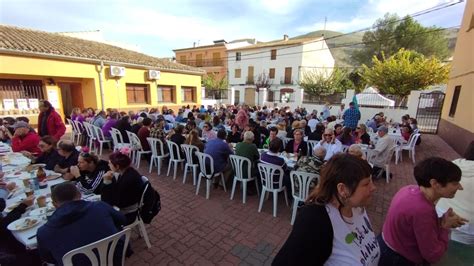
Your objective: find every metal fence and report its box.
[356,92,408,109]
[416,92,445,134]
[203,89,230,100]
[303,92,346,104]
[0,79,44,108]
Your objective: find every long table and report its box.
[1,152,99,249]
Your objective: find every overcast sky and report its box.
[0,0,466,57]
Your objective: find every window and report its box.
[449,86,461,117]
[284,67,292,84]
[235,69,241,78]
[196,54,203,67]
[181,86,196,102]
[212,52,222,66]
[236,52,241,61]
[157,85,175,103]
[126,84,149,104]
[267,90,274,102]
[179,55,186,64]
[247,66,254,84]
[271,49,277,60]
[269,68,275,79]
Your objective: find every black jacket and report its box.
[101,167,143,211]
[273,204,333,266]
[284,140,308,156]
[35,149,63,170]
[75,160,109,195]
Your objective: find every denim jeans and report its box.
[377,235,425,266]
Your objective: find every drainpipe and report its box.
[98,61,105,111]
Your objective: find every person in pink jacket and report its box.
[378,157,468,265]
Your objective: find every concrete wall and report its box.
[439,0,474,156]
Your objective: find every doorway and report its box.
[244,87,255,105]
[59,83,83,119]
[234,90,240,105]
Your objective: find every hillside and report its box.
[292,28,459,67]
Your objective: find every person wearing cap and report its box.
[369,126,395,177]
[37,100,66,141]
[11,121,41,154]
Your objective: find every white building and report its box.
[227,35,335,107]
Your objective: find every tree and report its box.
[361,49,449,100]
[299,68,349,96]
[254,72,273,104]
[202,73,228,90]
[351,13,450,66]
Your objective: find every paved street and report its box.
[114,134,461,265]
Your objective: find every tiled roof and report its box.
[0,25,205,75]
[227,37,323,51]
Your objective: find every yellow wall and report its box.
[0,54,202,116]
[441,0,474,133]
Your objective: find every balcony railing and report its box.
[280,78,294,85]
[178,59,224,67]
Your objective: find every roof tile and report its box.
[0,25,205,75]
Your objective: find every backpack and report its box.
[139,181,161,224]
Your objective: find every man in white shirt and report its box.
[369,126,395,176]
[314,128,343,161]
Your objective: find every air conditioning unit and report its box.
[109,66,125,77]
[148,70,160,80]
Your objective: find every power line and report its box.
[179,0,462,63]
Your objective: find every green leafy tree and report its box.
[202,73,228,90]
[352,13,450,66]
[361,49,449,100]
[299,68,350,96]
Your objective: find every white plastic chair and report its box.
[289,171,319,225]
[166,141,185,180]
[195,151,227,199]
[83,122,96,153]
[110,128,131,152]
[67,118,79,144]
[124,176,152,249]
[342,145,349,153]
[307,140,319,154]
[127,131,151,168]
[92,125,111,156]
[181,144,199,185]
[373,145,397,183]
[282,137,293,149]
[257,163,289,217]
[73,120,85,146]
[62,228,131,266]
[395,133,421,164]
[147,138,169,176]
[229,155,259,204]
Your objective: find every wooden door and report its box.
[244,87,255,105]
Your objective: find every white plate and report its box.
[29,206,55,216]
[7,217,40,231]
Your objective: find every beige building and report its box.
[173,39,255,80]
[438,0,474,156]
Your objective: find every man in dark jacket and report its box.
[37,182,126,265]
[37,100,66,141]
